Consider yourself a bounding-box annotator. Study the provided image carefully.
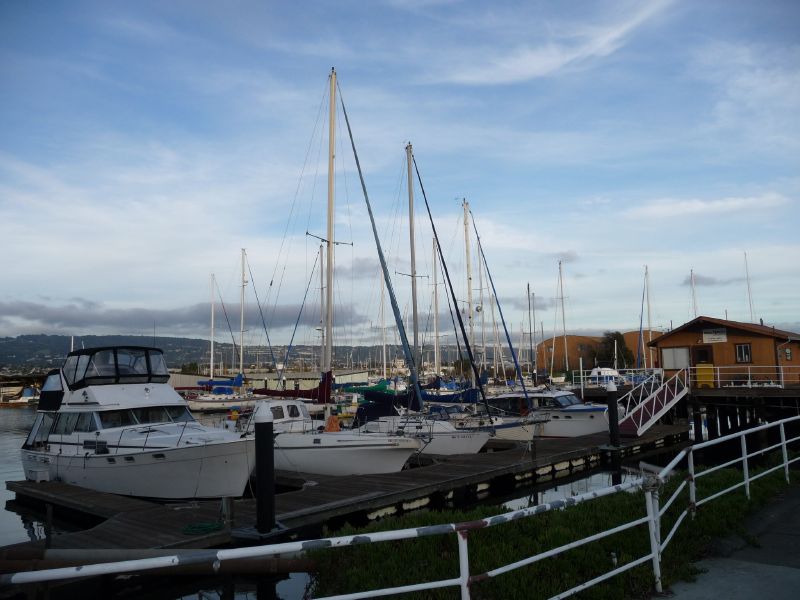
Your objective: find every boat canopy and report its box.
[61,346,171,390]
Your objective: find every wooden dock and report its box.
[2,424,688,556]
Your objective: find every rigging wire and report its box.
[470,211,529,399]
[337,80,424,406]
[245,252,278,370]
[411,154,489,411]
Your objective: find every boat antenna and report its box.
[338,83,424,408]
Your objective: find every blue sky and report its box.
[1,0,798,349]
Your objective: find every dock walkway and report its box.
[3,424,687,555]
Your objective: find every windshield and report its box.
[65,347,172,389]
[555,394,582,407]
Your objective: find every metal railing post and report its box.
[741,434,750,499]
[688,450,696,519]
[457,530,471,599]
[780,423,790,484]
[644,480,662,593]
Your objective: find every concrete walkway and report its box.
[668,483,800,599]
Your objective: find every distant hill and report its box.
[0,334,212,371]
[0,334,417,374]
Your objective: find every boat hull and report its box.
[273,432,419,475]
[363,417,490,455]
[21,438,255,499]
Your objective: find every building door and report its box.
[691,345,714,365]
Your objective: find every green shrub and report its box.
[309,463,795,599]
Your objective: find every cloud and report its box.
[0,300,368,337]
[681,274,743,288]
[623,193,788,220]
[548,250,580,264]
[437,0,674,84]
[691,41,800,152]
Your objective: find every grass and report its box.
[308,461,796,599]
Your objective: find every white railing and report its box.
[688,365,800,389]
[618,368,689,436]
[4,416,800,598]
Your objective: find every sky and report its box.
[1,0,798,351]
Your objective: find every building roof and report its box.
[648,316,800,347]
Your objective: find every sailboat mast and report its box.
[324,68,336,374]
[645,264,653,369]
[527,283,534,378]
[381,274,387,379]
[319,243,324,372]
[433,238,440,375]
[406,143,420,368]
[744,252,755,322]
[239,248,246,375]
[478,241,486,371]
[690,268,698,318]
[463,199,474,382]
[210,273,215,379]
[559,260,568,372]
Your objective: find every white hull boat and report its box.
[237,399,421,476]
[360,416,490,455]
[273,430,420,475]
[487,390,622,438]
[22,346,255,499]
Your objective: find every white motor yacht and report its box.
[21,346,255,499]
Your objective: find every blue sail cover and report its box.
[196,373,244,388]
[421,387,479,404]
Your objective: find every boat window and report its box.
[23,413,55,448]
[555,394,581,408]
[287,404,301,418]
[75,355,91,381]
[298,404,310,419]
[166,406,194,422]
[98,410,137,429]
[116,349,150,384]
[148,351,170,382]
[62,356,79,386]
[42,373,62,392]
[73,412,99,432]
[52,413,80,435]
[84,350,118,386]
[131,406,171,424]
[270,406,285,420]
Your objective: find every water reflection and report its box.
[502,469,638,511]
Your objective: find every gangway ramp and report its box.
[618,368,689,437]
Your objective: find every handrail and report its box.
[6,415,800,599]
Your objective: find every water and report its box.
[0,406,51,546]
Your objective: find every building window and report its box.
[735,344,752,364]
[661,347,690,370]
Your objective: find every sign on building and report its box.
[702,328,727,343]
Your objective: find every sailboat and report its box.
[350,143,490,455]
[243,69,421,475]
[189,256,260,413]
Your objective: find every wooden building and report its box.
[534,330,663,375]
[648,316,800,387]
